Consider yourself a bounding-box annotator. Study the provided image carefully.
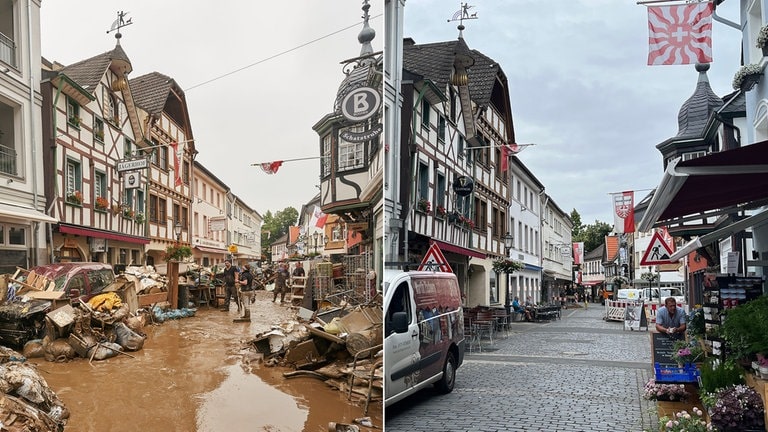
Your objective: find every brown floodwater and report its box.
[32,290,383,432]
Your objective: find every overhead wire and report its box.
[184,13,383,92]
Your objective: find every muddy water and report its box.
[33,291,383,432]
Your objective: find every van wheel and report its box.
[434,351,456,393]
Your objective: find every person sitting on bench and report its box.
[524,296,535,321]
[512,297,525,320]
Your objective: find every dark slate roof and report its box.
[675,64,723,138]
[584,243,604,261]
[719,90,746,116]
[59,44,131,93]
[403,38,501,107]
[131,72,174,115]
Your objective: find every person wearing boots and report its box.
[238,264,255,306]
[273,263,289,304]
[219,260,239,311]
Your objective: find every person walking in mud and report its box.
[219,260,239,311]
[273,263,290,304]
[238,264,255,306]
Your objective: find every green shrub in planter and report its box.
[699,359,745,406]
[721,295,768,363]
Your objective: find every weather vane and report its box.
[106,11,133,41]
[448,3,478,25]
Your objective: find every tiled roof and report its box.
[605,235,619,262]
[130,72,174,115]
[403,38,501,107]
[584,243,605,261]
[59,44,132,94]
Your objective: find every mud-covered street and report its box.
[32,290,383,432]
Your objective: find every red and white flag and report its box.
[647,2,713,66]
[169,141,183,187]
[310,205,328,228]
[612,191,635,234]
[259,161,283,174]
[573,242,584,265]
[499,143,520,172]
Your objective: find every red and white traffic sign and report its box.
[418,242,452,272]
[640,231,676,265]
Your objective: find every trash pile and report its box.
[0,346,69,431]
[244,301,383,412]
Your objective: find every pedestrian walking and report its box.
[273,263,290,304]
[219,260,239,311]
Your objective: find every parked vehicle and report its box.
[383,270,464,407]
[641,286,685,304]
[23,262,116,305]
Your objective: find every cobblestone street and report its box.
[385,303,660,432]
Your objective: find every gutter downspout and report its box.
[539,188,548,301]
[48,83,63,263]
[405,85,430,269]
[27,1,40,265]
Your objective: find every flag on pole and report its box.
[169,141,183,187]
[500,142,524,172]
[612,191,635,234]
[647,2,713,66]
[259,161,283,174]
[310,206,328,228]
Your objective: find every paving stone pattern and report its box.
[385,304,660,432]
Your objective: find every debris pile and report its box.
[245,302,383,412]
[0,346,69,431]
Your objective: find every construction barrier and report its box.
[605,300,640,322]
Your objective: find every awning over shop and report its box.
[669,209,768,261]
[58,224,149,244]
[0,202,57,224]
[523,263,543,272]
[194,245,228,254]
[581,280,604,286]
[431,239,485,259]
[637,141,768,232]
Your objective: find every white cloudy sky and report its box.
[404,0,743,224]
[40,1,383,218]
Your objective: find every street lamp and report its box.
[312,232,319,254]
[503,232,514,254]
[174,221,182,243]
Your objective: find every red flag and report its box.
[500,143,520,172]
[259,161,283,174]
[169,141,183,187]
[647,2,713,66]
[612,191,635,234]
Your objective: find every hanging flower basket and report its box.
[732,63,763,91]
[492,258,524,274]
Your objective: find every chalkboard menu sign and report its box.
[652,331,684,365]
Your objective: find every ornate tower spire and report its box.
[358,0,375,58]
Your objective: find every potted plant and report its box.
[122,207,134,219]
[672,340,704,366]
[66,190,82,205]
[708,384,765,431]
[69,115,81,127]
[417,197,431,213]
[163,245,192,262]
[134,212,145,224]
[757,25,768,56]
[94,196,109,211]
[94,129,104,141]
[657,407,711,432]
[699,359,746,410]
[721,295,768,367]
[436,205,447,218]
[732,63,764,91]
[642,378,689,402]
[492,258,524,274]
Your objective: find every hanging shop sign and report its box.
[452,176,474,196]
[123,172,142,190]
[116,157,149,172]
[339,123,383,142]
[341,86,381,122]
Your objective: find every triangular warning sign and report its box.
[640,231,676,265]
[418,242,452,272]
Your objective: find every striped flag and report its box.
[259,161,283,174]
[612,191,635,234]
[169,141,183,187]
[647,2,713,66]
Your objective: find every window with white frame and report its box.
[0,100,18,176]
[421,99,430,128]
[338,137,364,171]
[124,137,133,157]
[321,134,331,177]
[66,159,82,196]
[66,98,81,127]
[93,117,104,143]
[438,115,446,143]
[94,171,107,199]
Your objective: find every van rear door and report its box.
[384,276,420,401]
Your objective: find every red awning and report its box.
[638,141,768,230]
[431,239,485,259]
[194,245,228,254]
[58,224,149,244]
[581,281,604,286]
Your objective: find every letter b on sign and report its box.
[341,87,381,122]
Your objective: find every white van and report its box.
[641,286,685,304]
[383,270,465,407]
